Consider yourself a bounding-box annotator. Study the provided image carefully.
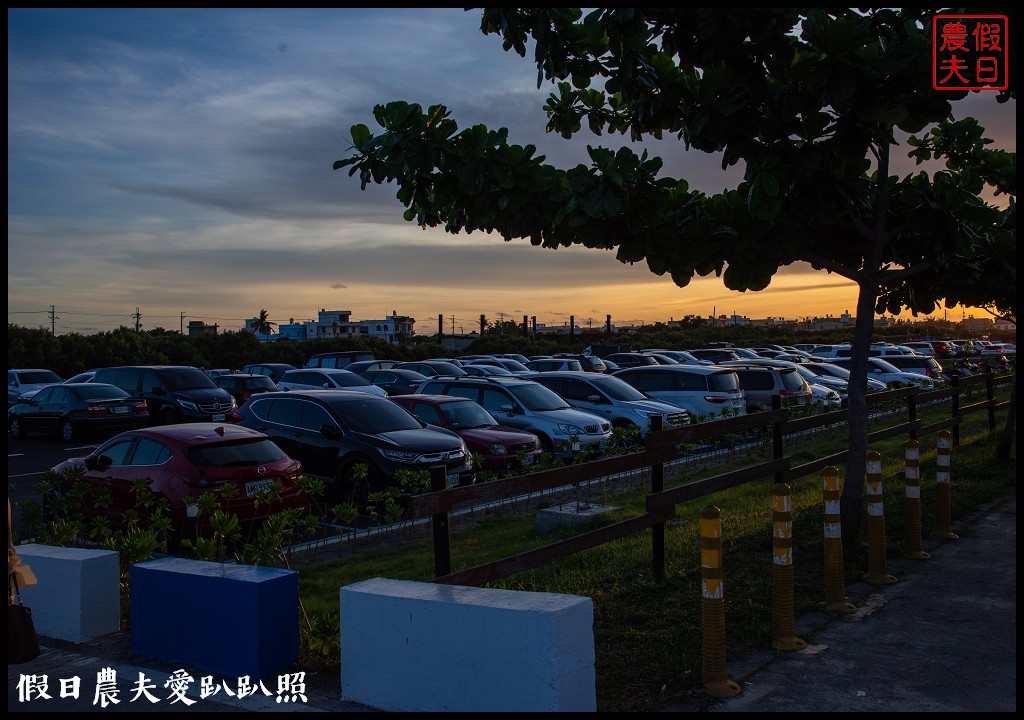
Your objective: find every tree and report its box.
[251,309,277,336]
[335,8,1014,541]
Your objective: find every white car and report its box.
[828,357,937,389]
[802,362,889,393]
[524,371,690,437]
[276,368,388,397]
[980,342,1016,359]
[8,368,64,407]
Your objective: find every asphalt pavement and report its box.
[8,488,1016,713]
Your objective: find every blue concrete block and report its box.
[130,557,299,681]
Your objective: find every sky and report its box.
[7,8,1017,336]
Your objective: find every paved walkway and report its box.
[666,488,1017,712]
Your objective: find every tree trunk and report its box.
[995,366,1016,461]
[838,279,879,545]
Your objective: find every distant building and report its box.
[359,311,415,343]
[271,309,415,344]
[187,320,218,337]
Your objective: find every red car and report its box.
[49,423,307,535]
[389,394,543,474]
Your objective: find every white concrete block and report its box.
[14,543,121,642]
[340,577,596,712]
[535,503,620,534]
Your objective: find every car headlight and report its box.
[177,399,198,411]
[557,423,583,435]
[489,443,509,455]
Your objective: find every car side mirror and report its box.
[87,455,112,471]
[320,423,342,440]
[499,403,518,415]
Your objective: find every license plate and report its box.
[245,479,276,497]
[212,413,225,421]
[447,473,460,487]
[521,455,534,466]
[111,406,129,414]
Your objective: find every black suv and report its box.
[240,363,296,383]
[232,390,475,507]
[92,366,235,425]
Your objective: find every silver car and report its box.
[524,371,690,437]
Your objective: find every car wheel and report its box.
[533,433,555,454]
[60,419,76,443]
[9,417,26,439]
[158,407,180,425]
[336,458,384,513]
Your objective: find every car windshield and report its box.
[16,370,62,384]
[186,438,288,467]
[807,363,850,380]
[441,401,498,429]
[74,385,130,400]
[708,371,741,392]
[508,382,572,411]
[329,397,423,434]
[870,359,902,373]
[587,376,649,402]
[780,370,807,392]
[331,372,372,388]
[162,368,217,390]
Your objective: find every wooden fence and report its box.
[402,372,1012,586]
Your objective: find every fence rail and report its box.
[402,372,1013,585]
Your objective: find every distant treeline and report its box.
[8,321,973,378]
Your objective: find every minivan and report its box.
[720,364,812,413]
[92,366,236,425]
[610,366,746,420]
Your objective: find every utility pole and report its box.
[180,312,185,335]
[450,315,456,335]
[133,307,142,331]
[48,305,58,336]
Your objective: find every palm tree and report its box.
[251,309,276,335]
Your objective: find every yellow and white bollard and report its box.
[772,483,806,650]
[699,504,741,698]
[902,440,930,560]
[821,466,854,613]
[934,430,959,540]
[864,452,897,585]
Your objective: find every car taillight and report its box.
[779,389,794,397]
[135,399,148,414]
[239,390,251,402]
[230,411,244,422]
[704,395,728,403]
[86,404,109,416]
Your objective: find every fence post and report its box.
[934,430,959,540]
[771,483,806,650]
[950,376,961,447]
[986,374,996,431]
[649,415,665,582]
[907,392,918,441]
[821,466,854,613]
[863,452,897,585]
[902,440,930,560]
[699,504,740,698]
[429,464,451,578]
